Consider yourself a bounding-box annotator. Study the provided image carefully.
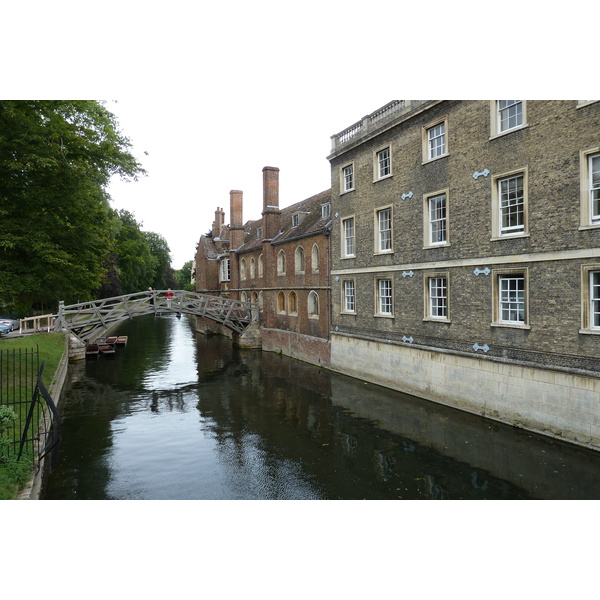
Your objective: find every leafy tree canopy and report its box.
[0,101,146,314]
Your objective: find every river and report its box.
[42,314,600,499]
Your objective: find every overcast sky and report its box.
[5,2,589,271]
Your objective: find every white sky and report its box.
[4,2,591,270]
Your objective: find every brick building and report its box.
[194,166,332,366]
[327,100,600,449]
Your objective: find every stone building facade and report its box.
[194,166,332,366]
[327,100,600,449]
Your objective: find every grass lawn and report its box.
[0,332,66,499]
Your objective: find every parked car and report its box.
[0,323,10,336]
[0,316,20,331]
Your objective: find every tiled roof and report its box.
[236,189,332,253]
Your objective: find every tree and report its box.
[0,101,145,314]
[174,260,195,291]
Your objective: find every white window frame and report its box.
[376,278,393,317]
[341,216,355,258]
[422,118,448,162]
[375,206,393,254]
[219,257,230,282]
[490,101,527,138]
[492,269,529,328]
[423,190,449,247]
[277,249,286,275]
[424,273,449,321]
[491,168,529,240]
[580,148,600,229]
[342,279,356,313]
[341,163,355,193]
[374,146,392,181]
[580,265,600,334]
[308,290,319,318]
[295,245,305,273]
[311,244,320,272]
[292,213,300,228]
[321,202,331,219]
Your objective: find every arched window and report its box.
[312,244,320,272]
[258,254,264,278]
[289,291,297,314]
[250,257,255,279]
[258,290,264,312]
[240,291,248,303]
[295,246,305,273]
[277,250,286,275]
[277,291,286,313]
[240,258,247,280]
[308,291,319,317]
[251,291,259,319]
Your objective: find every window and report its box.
[424,192,448,246]
[277,291,286,313]
[342,217,355,258]
[376,207,392,253]
[322,202,331,219]
[492,169,528,239]
[258,254,264,278]
[343,280,355,313]
[498,100,522,132]
[424,120,447,161]
[499,174,524,234]
[250,257,255,279]
[240,291,248,303]
[220,258,230,282]
[492,269,529,327]
[240,258,247,280]
[375,147,391,180]
[499,275,525,323]
[292,213,299,227]
[289,291,297,315]
[376,278,393,316]
[311,244,320,272]
[591,271,600,329]
[295,246,305,273]
[342,164,354,193]
[257,227,263,239]
[277,250,286,274]
[308,291,319,317]
[491,101,527,137]
[580,265,600,333]
[425,275,448,320]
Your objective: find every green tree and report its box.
[0,100,145,314]
[174,260,195,291]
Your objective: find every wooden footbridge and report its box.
[20,290,257,344]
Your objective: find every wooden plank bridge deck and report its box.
[20,290,257,343]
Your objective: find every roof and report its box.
[236,189,332,253]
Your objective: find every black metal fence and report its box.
[0,346,61,469]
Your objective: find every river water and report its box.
[42,314,600,499]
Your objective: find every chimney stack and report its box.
[229,190,244,249]
[212,206,225,238]
[262,166,281,239]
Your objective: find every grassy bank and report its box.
[0,332,66,499]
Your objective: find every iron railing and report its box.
[0,347,60,469]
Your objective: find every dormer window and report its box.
[257,226,263,239]
[321,203,331,219]
[291,211,309,228]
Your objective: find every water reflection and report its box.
[43,314,600,499]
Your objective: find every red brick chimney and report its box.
[229,190,244,249]
[212,207,225,238]
[262,166,281,240]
